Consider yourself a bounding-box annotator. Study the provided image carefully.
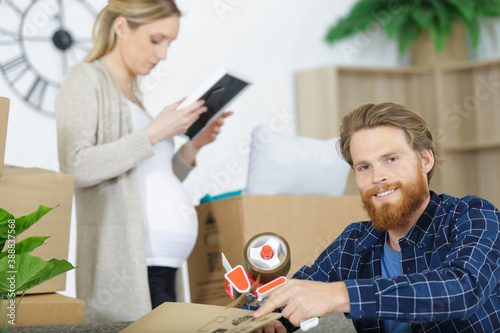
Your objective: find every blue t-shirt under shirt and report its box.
[381,235,411,333]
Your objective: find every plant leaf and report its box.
[398,20,423,53]
[348,0,397,24]
[0,209,14,228]
[427,0,453,33]
[0,209,15,252]
[411,6,435,29]
[325,0,403,43]
[0,253,75,294]
[474,0,500,16]
[446,0,476,21]
[0,254,50,294]
[11,205,56,239]
[0,236,50,261]
[385,7,412,38]
[428,22,445,52]
[16,259,75,292]
[426,0,453,51]
[459,16,481,47]
[323,0,500,50]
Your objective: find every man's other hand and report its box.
[252,319,286,333]
[253,279,350,327]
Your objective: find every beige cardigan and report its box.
[56,59,193,323]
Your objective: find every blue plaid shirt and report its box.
[292,191,500,332]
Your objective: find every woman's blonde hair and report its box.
[84,0,180,63]
[339,102,442,184]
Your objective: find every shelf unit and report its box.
[296,59,500,208]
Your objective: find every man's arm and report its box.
[253,280,350,327]
[345,197,500,322]
[254,197,500,326]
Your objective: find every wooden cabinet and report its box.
[296,59,500,208]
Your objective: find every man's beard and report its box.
[361,169,429,232]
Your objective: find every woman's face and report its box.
[116,15,180,76]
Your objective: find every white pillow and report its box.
[244,126,350,196]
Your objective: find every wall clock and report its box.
[0,0,98,117]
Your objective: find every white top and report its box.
[127,100,198,268]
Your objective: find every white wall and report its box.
[2,0,500,299]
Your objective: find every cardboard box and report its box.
[188,195,368,306]
[0,165,75,293]
[1,293,85,326]
[0,97,9,176]
[121,302,281,333]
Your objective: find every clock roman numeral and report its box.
[2,55,27,72]
[0,27,21,43]
[1,55,29,84]
[25,76,49,108]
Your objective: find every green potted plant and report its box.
[325,0,500,65]
[0,205,75,332]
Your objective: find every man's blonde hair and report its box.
[339,102,441,184]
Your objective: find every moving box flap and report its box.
[121,302,281,333]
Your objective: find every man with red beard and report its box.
[253,102,500,333]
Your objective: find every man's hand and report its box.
[253,280,350,327]
[252,320,286,333]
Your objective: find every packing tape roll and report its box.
[243,232,291,284]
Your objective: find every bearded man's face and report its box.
[350,126,432,232]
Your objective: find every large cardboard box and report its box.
[1,293,85,326]
[0,97,9,176]
[188,195,368,306]
[121,302,281,333]
[0,165,75,293]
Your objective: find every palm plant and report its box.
[325,0,500,53]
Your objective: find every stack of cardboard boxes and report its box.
[0,97,85,326]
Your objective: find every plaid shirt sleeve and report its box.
[293,194,500,328]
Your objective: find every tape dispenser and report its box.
[222,232,319,331]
